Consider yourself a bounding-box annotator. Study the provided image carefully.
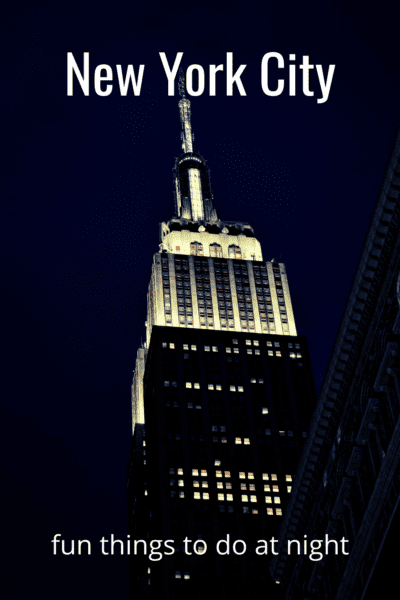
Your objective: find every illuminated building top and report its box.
[132,91,298,433]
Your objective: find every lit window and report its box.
[267,507,274,515]
[264,485,271,492]
[191,345,197,351]
[238,386,244,392]
[241,495,249,502]
[249,484,256,492]
[192,469,199,476]
[209,243,223,258]
[262,474,269,480]
[201,470,207,477]
[225,482,232,490]
[179,491,185,498]
[262,408,268,414]
[216,385,222,391]
[272,485,279,492]
[248,473,254,479]
[203,493,209,500]
[285,475,292,482]
[227,494,233,501]
[239,472,246,479]
[186,382,192,389]
[214,460,221,466]
[226,347,231,353]
[162,342,168,348]
[216,471,222,478]
[250,495,257,503]
[289,352,296,359]
[177,468,183,475]
[178,480,184,487]
[208,384,214,391]
[217,482,223,489]
[194,383,200,389]
[247,349,253,355]
[212,346,218,353]
[235,438,242,444]
[230,385,236,392]
[175,571,181,579]
[218,493,224,501]
[253,340,259,346]
[265,496,272,504]
[274,342,280,348]
[268,350,273,356]
[255,349,260,355]
[184,572,190,580]
[297,353,302,358]
[250,378,256,383]
[267,341,272,347]
[204,346,210,352]
[287,486,292,493]
[240,483,247,490]
[234,348,239,354]
[221,437,227,443]
[224,471,231,478]
[276,351,282,357]
[271,474,278,481]
[170,343,175,349]
[276,508,282,515]
[164,381,170,387]
[244,438,250,445]
[274,497,281,504]
[258,379,264,384]
[194,492,200,499]
[190,242,203,256]
[193,481,199,488]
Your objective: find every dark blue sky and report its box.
[2,1,400,598]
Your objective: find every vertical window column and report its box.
[247,261,262,334]
[153,255,166,327]
[208,258,221,331]
[168,254,179,327]
[227,259,241,331]
[189,255,200,329]
[266,262,282,335]
[281,266,297,336]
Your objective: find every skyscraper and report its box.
[127,79,317,599]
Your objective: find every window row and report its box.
[190,242,242,259]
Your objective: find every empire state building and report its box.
[127,80,317,599]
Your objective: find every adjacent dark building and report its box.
[269,126,400,599]
[127,81,317,598]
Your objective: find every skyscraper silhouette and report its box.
[127,79,317,599]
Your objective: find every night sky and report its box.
[2,2,400,598]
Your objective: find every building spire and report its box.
[178,68,194,154]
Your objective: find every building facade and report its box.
[127,84,317,598]
[269,127,400,599]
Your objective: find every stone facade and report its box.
[269,127,400,600]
